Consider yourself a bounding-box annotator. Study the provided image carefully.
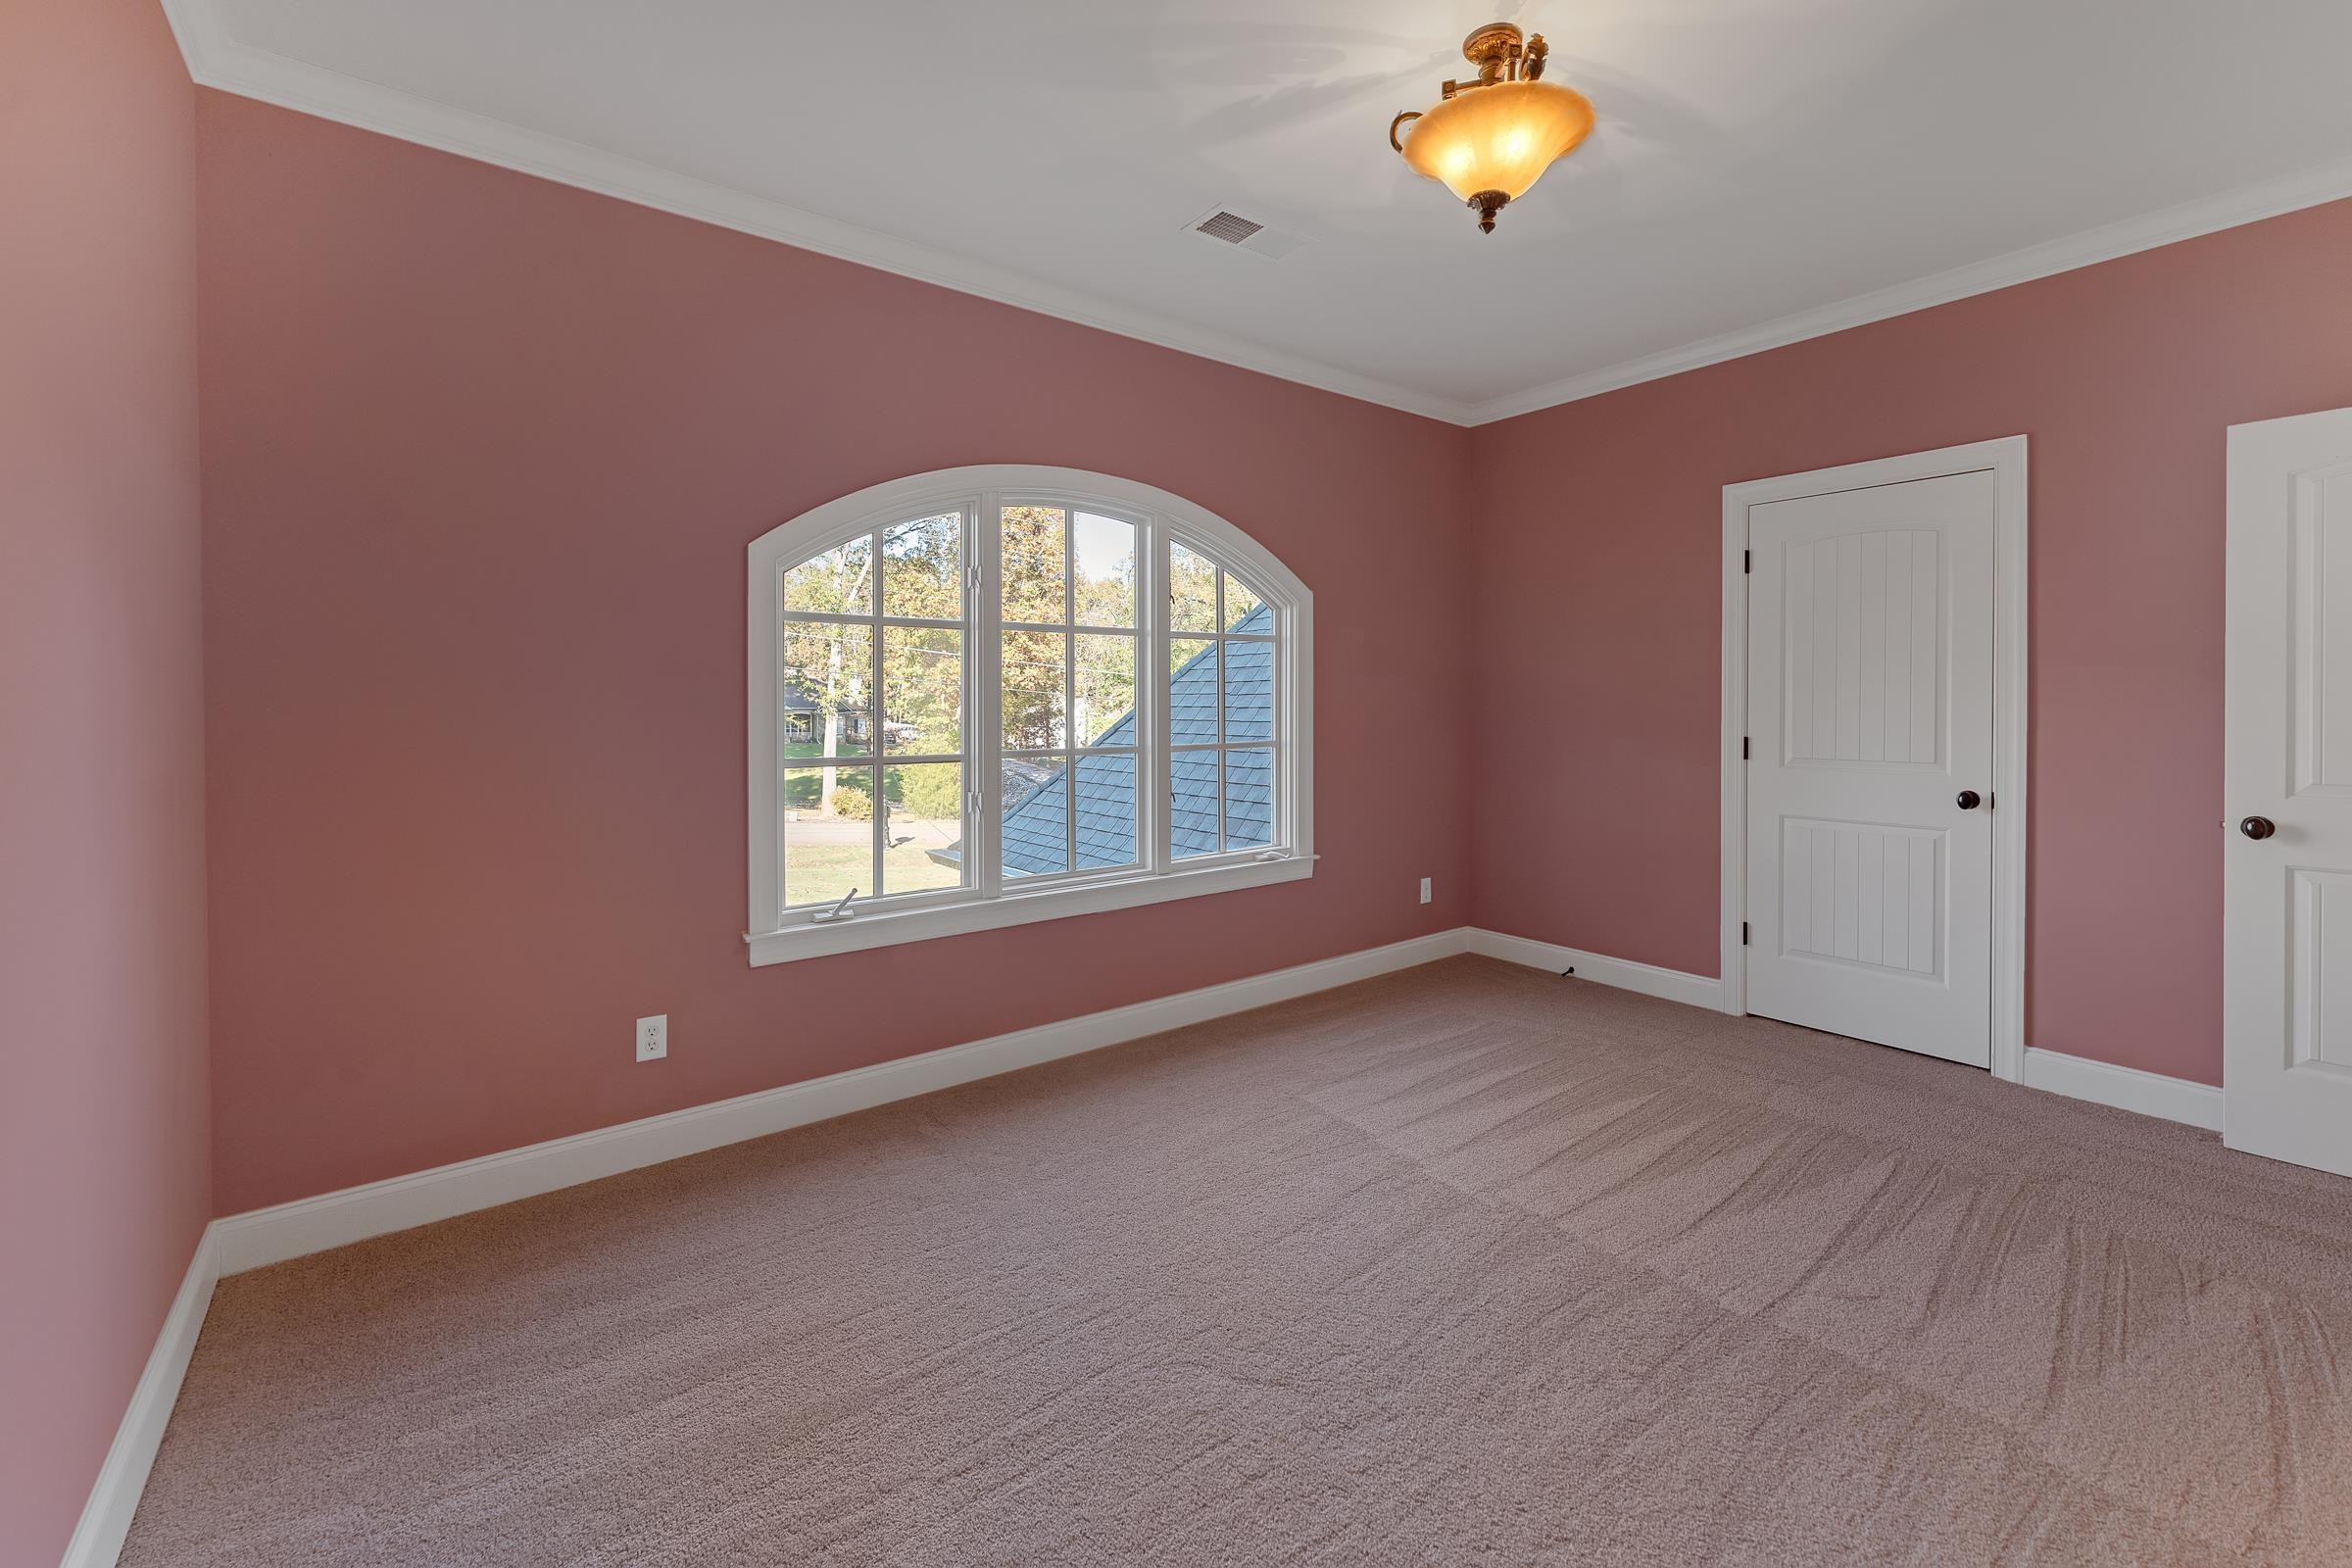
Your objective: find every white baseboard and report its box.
[2020,1046,2225,1132]
[59,929,2230,1568]
[214,928,1472,1275]
[1465,927,1733,1012]
[60,1227,220,1568]
[1461,930,2226,1133]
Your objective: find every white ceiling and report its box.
[171,0,2352,422]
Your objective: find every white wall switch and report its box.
[1419,877,1433,905]
[635,1014,667,1062]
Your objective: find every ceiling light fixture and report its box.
[1389,23,1594,233]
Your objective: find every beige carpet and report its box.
[124,957,2352,1566]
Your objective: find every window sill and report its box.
[747,854,1315,965]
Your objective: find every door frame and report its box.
[1718,436,2031,1081]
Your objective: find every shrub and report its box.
[830,776,873,820]
[895,766,963,821]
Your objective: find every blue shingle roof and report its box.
[940,603,1275,875]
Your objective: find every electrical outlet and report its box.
[635,1014,667,1062]
[1419,877,1433,906]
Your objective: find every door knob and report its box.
[1956,790,1982,810]
[2240,815,2278,840]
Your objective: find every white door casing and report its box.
[2226,406,2352,1178]
[1720,438,2028,1080]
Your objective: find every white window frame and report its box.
[748,466,1313,965]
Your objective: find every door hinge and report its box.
[1741,736,1750,760]
[1741,921,1750,946]
[1743,550,1751,574]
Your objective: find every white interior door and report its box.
[1744,470,1996,1067]
[2226,406,2352,1179]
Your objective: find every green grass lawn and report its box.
[784,826,963,908]
[780,743,967,906]
[882,840,960,896]
[781,842,866,907]
[781,743,860,810]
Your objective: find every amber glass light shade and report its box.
[1399,79,1594,205]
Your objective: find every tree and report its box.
[1001,506,1142,753]
[780,510,1168,840]
[1000,506,1065,752]
[780,536,874,812]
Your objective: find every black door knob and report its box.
[1956,790,1982,810]
[2240,815,2278,840]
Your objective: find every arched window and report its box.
[748,466,1312,962]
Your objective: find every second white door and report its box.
[1744,469,1996,1067]
[2224,405,2352,1178]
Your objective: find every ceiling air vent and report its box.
[1196,210,1264,245]
[1185,207,1303,261]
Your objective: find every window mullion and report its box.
[1214,656,1227,857]
[975,495,1004,902]
[765,561,787,930]
[1144,519,1169,875]
[1271,611,1285,851]
[867,533,884,903]
[1063,519,1078,874]
[1212,569,1227,855]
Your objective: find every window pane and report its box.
[1001,629,1067,750]
[782,535,873,616]
[1225,748,1274,850]
[780,620,871,758]
[881,513,961,620]
[1000,763,1068,878]
[1170,638,1218,746]
[1073,513,1135,628]
[1074,633,1136,748]
[1002,753,1055,821]
[1171,751,1219,860]
[783,763,873,907]
[1170,541,1217,633]
[1073,754,1137,869]
[1222,636,1272,744]
[1223,570,1264,632]
[881,625,961,754]
[882,763,964,896]
[1001,505,1065,625]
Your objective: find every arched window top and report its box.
[747,466,1313,963]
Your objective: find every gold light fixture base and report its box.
[1389,18,1591,232]
[1459,24,1524,84]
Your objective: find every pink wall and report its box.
[194,91,1474,1215]
[192,70,2352,1211]
[1468,197,2352,1086]
[0,0,211,1559]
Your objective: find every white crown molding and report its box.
[156,3,2352,432]
[158,1,1479,426]
[1466,150,2352,424]
[161,9,2352,428]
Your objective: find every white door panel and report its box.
[1746,472,1996,1066]
[2227,407,2352,1178]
